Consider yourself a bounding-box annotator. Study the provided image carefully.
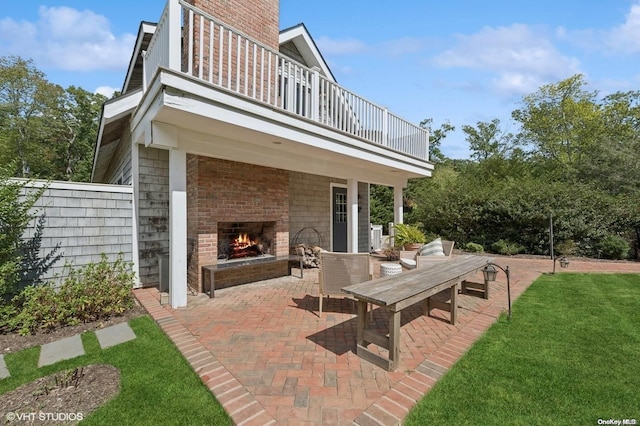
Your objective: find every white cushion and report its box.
[418,238,446,256]
[399,258,417,269]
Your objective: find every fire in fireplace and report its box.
[229,233,264,259]
[218,221,276,262]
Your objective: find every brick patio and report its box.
[134,255,640,425]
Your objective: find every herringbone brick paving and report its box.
[134,255,640,425]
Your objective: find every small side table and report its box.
[380,263,402,277]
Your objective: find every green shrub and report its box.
[8,253,135,335]
[598,235,629,260]
[0,163,61,305]
[1,163,43,301]
[465,242,484,253]
[555,239,578,256]
[491,239,525,256]
[392,223,427,247]
[9,284,59,335]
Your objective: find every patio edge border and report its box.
[134,288,277,426]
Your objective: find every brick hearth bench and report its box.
[202,255,303,297]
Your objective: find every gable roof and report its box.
[122,21,156,95]
[279,23,336,82]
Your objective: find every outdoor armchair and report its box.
[318,252,372,314]
[399,239,455,269]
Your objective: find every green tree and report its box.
[52,86,106,181]
[462,118,514,161]
[512,74,604,180]
[401,75,640,258]
[0,56,64,178]
[0,56,104,182]
[370,185,394,233]
[420,118,455,164]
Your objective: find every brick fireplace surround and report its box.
[187,156,290,293]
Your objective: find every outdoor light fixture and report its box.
[559,257,570,268]
[482,262,512,320]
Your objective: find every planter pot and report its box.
[403,243,423,251]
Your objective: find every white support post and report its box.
[347,179,359,253]
[393,186,403,226]
[169,148,187,308]
[131,142,141,288]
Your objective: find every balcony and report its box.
[140,0,429,166]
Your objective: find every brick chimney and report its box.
[187,0,280,50]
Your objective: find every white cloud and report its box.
[0,6,135,72]
[433,24,581,96]
[95,85,118,98]
[606,1,640,53]
[316,36,367,56]
[556,1,640,55]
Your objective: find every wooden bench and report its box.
[202,255,303,298]
[342,255,492,371]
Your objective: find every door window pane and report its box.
[335,192,347,223]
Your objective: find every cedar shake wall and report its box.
[138,147,170,287]
[288,172,337,251]
[288,173,370,253]
[187,156,290,292]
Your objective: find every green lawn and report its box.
[1,316,231,425]
[405,273,640,425]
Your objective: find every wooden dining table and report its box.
[342,255,492,371]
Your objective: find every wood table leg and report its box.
[356,300,367,347]
[389,310,401,371]
[450,283,458,325]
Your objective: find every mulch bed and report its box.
[0,364,120,425]
[0,305,147,354]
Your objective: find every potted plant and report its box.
[392,224,426,250]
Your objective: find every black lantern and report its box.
[482,262,512,320]
[482,264,498,282]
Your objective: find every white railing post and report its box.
[167,0,182,71]
[311,67,320,122]
[383,108,389,147]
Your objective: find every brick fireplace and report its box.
[187,155,290,293]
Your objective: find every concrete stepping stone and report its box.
[0,354,9,379]
[95,322,136,349]
[38,334,84,367]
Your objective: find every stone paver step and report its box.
[1,321,138,379]
[38,334,84,367]
[0,354,9,379]
[96,322,136,349]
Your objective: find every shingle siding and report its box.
[19,181,133,283]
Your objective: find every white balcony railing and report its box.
[143,0,429,160]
